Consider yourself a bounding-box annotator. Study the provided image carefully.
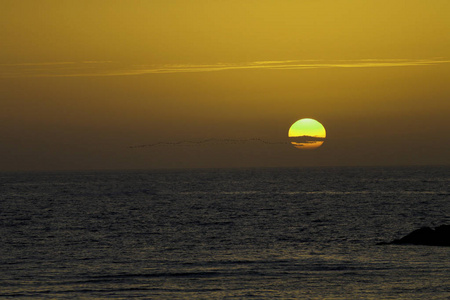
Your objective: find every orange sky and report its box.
[0,0,449,171]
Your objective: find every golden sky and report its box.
[1,0,449,170]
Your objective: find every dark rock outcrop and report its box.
[378,225,450,246]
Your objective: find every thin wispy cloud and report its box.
[0,61,112,67]
[129,138,289,149]
[0,62,77,67]
[0,59,449,78]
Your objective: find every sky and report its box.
[1,0,449,171]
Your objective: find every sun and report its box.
[288,118,326,150]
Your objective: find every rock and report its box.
[378,225,450,246]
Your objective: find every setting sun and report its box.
[288,118,326,150]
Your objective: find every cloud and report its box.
[129,138,289,149]
[289,136,326,143]
[0,61,112,67]
[1,59,449,78]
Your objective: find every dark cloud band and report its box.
[129,138,289,148]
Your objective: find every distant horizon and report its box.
[2,164,449,174]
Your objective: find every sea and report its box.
[0,166,449,299]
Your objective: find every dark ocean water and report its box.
[0,166,449,299]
